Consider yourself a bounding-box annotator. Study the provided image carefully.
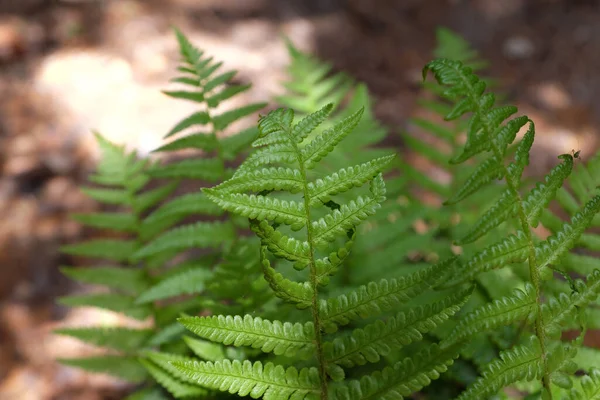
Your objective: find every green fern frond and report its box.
[133,221,235,260]
[140,358,209,398]
[133,181,179,214]
[456,337,543,400]
[308,156,395,207]
[136,268,212,304]
[542,270,600,338]
[523,154,574,227]
[332,343,462,400]
[251,220,311,269]
[171,359,321,400]
[312,175,386,247]
[214,167,304,194]
[179,314,315,358]
[566,369,600,399]
[54,327,153,352]
[456,230,529,282]
[147,158,224,181]
[183,336,227,361]
[60,266,149,294]
[301,108,364,168]
[442,284,536,347]
[535,195,600,276]
[72,212,138,232]
[319,258,455,332]
[325,288,470,372]
[59,355,148,383]
[261,250,314,309]
[315,232,355,286]
[58,293,152,320]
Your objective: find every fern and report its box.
[57,28,266,397]
[423,57,600,398]
[170,102,470,400]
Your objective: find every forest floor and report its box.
[0,0,598,398]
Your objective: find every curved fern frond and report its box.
[442,284,536,347]
[535,195,600,276]
[171,359,321,400]
[319,258,455,332]
[133,221,235,260]
[136,267,212,304]
[140,358,208,398]
[566,369,600,400]
[179,315,315,358]
[204,190,306,230]
[456,337,543,400]
[325,288,470,372]
[523,154,574,227]
[261,250,313,309]
[542,270,600,339]
[332,343,462,400]
[59,355,148,383]
[55,327,153,352]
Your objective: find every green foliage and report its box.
[55,26,600,400]
[422,55,600,398]
[57,27,266,397]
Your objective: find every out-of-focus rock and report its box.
[503,35,535,59]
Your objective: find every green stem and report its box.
[456,69,552,397]
[287,128,329,399]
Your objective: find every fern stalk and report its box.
[453,66,552,394]
[288,120,330,398]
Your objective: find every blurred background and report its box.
[0,0,598,398]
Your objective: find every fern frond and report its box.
[59,355,148,382]
[251,220,311,269]
[59,266,149,294]
[442,284,536,347]
[312,175,385,247]
[54,327,153,352]
[315,232,355,286]
[152,132,218,153]
[535,195,600,276]
[140,192,224,239]
[457,230,529,282]
[457,337,543,400]
[58,293,152,320]
[133,181,179,214]
[139,358,208,398]
[444,155,504,206]
[171,359,321,400]
[183,336,226,361]
[325,288,470,372]
[542,269,600,339]
[261,250,313,309]
[455,189,517,245]
[133,221,234,260]
[301,108,363,168]
[204,190,306,230]
[179,314,315,358]
[566,369,600,399]
[147,158,224,181]
[72,212,137,232]
[319,258,455,332]
[332,343,462,400]
[136,268,212,304]
[214,167,304,194]
[523,154,574,227]
[308,156,395,207]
